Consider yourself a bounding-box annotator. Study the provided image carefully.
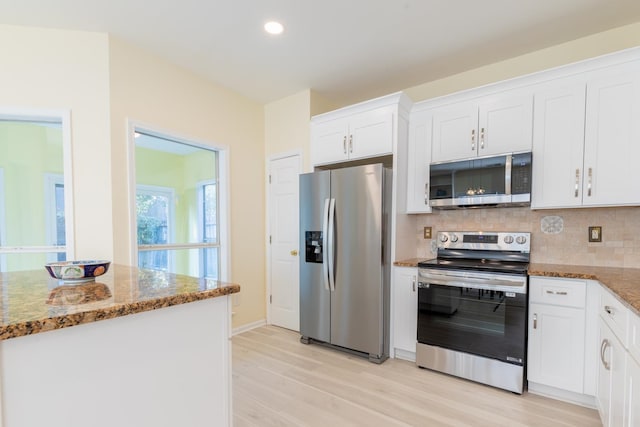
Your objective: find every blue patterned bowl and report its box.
[45,260,111,283]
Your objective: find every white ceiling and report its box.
[2,0,640,105]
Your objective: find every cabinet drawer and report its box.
[628,310,640,364]
[529,277,586,308]
[600,286,629,347]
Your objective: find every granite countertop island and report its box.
[0,265,239,427]
[0,264,240,341]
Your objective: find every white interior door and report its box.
[269,155,300,331]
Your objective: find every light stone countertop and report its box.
[0,264,240,340]
[394,258,640,317]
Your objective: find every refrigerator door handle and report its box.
[322,198,330,291]
[328,198,336,292]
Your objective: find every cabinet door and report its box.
[583,62,640,206]
[598,320,626,427]
[625,354,640,427]
[310,118,349,166]
[478,93,533,157]
[531,81,586,209]
[528,303,586,393]
[406,111,432,213]
[431,102,478,162]
[348,109,393,160]
[392,267,417,356]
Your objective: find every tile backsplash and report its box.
[415,206,640,268]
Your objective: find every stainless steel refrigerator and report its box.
[299,163,391,363]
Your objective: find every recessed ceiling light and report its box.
[264,21,284,35]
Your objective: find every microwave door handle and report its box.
[322,198,330,291]
[505,154,512,196]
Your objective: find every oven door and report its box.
[417,270,527,365]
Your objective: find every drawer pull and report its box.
[604,305,614,315]
[545,290,568,295]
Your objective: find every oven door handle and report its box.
[419,274,526,291]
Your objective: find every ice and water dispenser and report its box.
[304,231,323,263]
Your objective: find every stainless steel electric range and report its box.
[416,231,530,394]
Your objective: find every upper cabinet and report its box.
[310,93,411,167]
[431,92,533,163]
[532,60,640,208]
[405,110,432,213]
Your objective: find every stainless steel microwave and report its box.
[429,152,532,209]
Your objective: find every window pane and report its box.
[138,248,218,279]
[135,130,220,279]
[0,121,64,247]
[2,252,62,273]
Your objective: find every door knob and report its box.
[290,250,298,256]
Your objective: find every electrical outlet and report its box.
[588,226,602,242]
[423,226,432,239]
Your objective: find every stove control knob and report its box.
[516,235,527,245]
[503,235,514,244]
[450,234,459,243]
[440,234,449,243]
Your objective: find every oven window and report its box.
[417,284,527,364]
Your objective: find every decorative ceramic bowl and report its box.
[45,260,111,283]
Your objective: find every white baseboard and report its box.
[232,319,267,336]
[527,382,597,409]
[394,348,416,362]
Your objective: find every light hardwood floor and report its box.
[232,326,601,427]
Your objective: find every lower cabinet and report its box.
[528,302,586,393]
[625,354,640,427]
[597,319,627,427]
[392,266,417,360]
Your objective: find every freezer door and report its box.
[299,170,331,342]
[330,164,384,357]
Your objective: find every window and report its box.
[133,127,225,280]
[136,185,175,271]
[0,115,71,272]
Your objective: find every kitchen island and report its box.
[0,265,240,427]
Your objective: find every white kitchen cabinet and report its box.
[625,353,640,427]
[311,93,411,167]
[431,91,533,163]
[405,110,432,213]
[598,318,627,427]
[583,61,640,206]
[528,277,587,394]
[532,60,640,209]
[392,266,417,360]
[531,80,587,209]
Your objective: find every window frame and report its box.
[197,179,220,279]
[0,108,75,268]
[44,173,66,262]
[128,121,229,281]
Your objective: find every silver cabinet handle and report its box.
[424,182,429,205]
[349,135,353,153]
[587,167,593,197]
[343,136,347,154]
[480,127,485,149]
[546,290,568,295]
[600,339,610,370]
[533,313,537,329]
[471,129,476,151]
[412,276,416,292]
[575,169,580,198]
[604,305,614,315]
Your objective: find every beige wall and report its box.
[0,25,113,260]
[265,90,311,170]
[405,22,640,102]
[109,37,265,328]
